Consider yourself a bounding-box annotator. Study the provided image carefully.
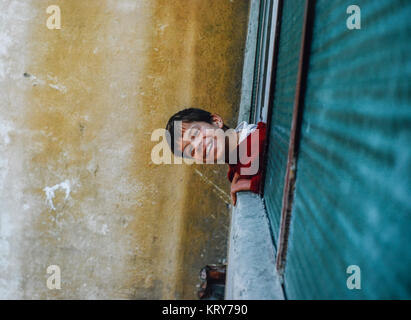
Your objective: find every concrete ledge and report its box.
[225,192,284,300]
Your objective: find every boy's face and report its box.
[175,115,227,163]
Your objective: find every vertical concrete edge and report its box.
[237,0,260,123]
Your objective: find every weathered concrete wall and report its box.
[0,0,249,299]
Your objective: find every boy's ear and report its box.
[211,114,224,129]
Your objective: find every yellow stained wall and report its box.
[0,0,249,299]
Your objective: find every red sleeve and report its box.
[249,173,262,194]
[227,122,267,191]
[249,122,266,194]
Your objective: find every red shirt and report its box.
[227,122,267,194]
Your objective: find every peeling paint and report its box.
[43,180,71,211]
[48,83,67,94]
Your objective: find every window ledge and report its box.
[225,192,284,300]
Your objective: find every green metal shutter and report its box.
[263,0,305,244]
[284,0,411,299]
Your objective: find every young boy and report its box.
[165,108,267,205]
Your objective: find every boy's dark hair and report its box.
[166,108,214,154]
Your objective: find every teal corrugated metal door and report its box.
[284,0,411,299]
[263,0,305,244]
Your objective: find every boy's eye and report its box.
[189,128,200,139]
